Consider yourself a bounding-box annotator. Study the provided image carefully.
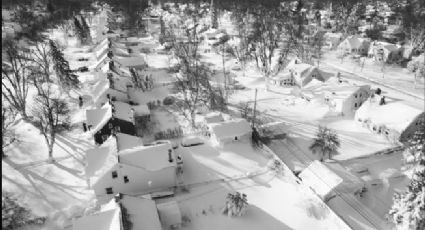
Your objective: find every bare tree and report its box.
[2,39,31,119]
[2,104,19,154]
[31,83,70,160]
[31,41,52,83]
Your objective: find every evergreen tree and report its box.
[309,126,341,161]
[49,40,79,90]
[80,16,92,44]
[389,125,425,230]
[47,0,54,14]
[73,17,86,44]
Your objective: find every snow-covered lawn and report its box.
[2,121,95,230]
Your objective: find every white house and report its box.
[93,39,131,60]
[299,161,365,202]
[338,35,370,55]
[207,118,252,146]
[355,100,425,143]
[323,32,344,49]
[90,75,133,107]
[204,112,225,124]
[72,194,162,230]
[88,142,178,200]
[113,56,148,70]
[267,59,325,89]
[368,41,401,63]
[321,85,371,116]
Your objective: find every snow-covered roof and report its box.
[86,106,112,134]
[110,101,134,123]
[72,206,121,230]
[299,160,343,199]
[132,104,150,116]
[85,137,118,178]
[355,101,423,133]
[208,119,252,139]
[157,201,182,227]
[115,132,144,151]
[270,72,293,81]
[204,112,224,124]
[113,56,147,69]
[119,195,162,230]
[119,143,176,171]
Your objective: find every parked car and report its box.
[181,136,204,147]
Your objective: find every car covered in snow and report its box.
[181,136,204,147]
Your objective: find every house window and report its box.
[109,123,113,129]
[385,131,389,135]
[354,94,357,98]
[354,103,357,108]
[106,187,113,194]
[112,171,118,178]
[115,126,120,132]
[124,176,129,183]
[360,93,362,97]
[102,135,108,141]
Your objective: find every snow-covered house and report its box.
[299,161,365,202]
[89,142,178,199]
[321,85,371,116]
[204,112,225,124]
[86,101,136,145]
[267,72,296,89]
[368,41,401,63]
[338,35,370,56]
[72,194,162,230]
[323,32,344,49]
[207,118,252,146]
[285,59,325,87]
[355,100,425,143]
[93,38,130,60]
[90,77,132,107]
[113,56,148,70]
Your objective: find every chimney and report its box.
[168,149,173,163]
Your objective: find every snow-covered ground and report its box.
[322,51,425,100]
[157,140,352,230]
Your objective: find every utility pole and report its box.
[252,88,258,128]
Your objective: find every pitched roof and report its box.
[85,137,118,178]
[132,104,150,116]
[86,106,112,134]
[119,143,176,171]
[120,196,162,230]
[299,160,343,198]
[204,112,224,124]
[110,101,134,123]
[208,119,252,139]
[113,56,147,68]
[72,207,121,230]
[157,201,182,227]
[115,133,144,151]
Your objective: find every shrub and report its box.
[163,96,175,105]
